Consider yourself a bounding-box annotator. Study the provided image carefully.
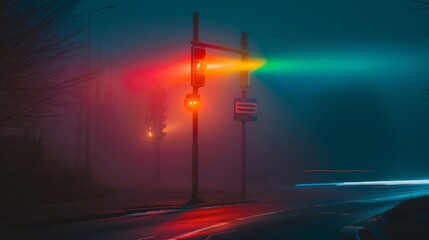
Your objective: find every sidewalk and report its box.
[360,210,429,240]
[0,183,255,228]
[357,194,429,240]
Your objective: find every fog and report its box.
[47,0,429,190]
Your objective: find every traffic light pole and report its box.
[153,138,161,184]
[148,86,167,184]
[191,12,199,204]
[192,91,199,203]
[190,12,250,200]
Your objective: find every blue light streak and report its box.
[295,179,429,188]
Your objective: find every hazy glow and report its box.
[185,97,201,111]
[257,57,381,75]
[206,57,266,76]
[256,49,428,77]
[148,127,153,138]
[124,56,266,90]
[296,179,429,187]
[195,61,207,72]
[124,56,190,90]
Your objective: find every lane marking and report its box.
[341,226,363,231]
[235,211,278,221]
[128,209,179,217]
[134,236,155,240]
[340,226,363,240]
[199,202,252,210]
[318,211,350,216]
[167,222,230,240]
[331,200,366,205]
[313,204,326,207]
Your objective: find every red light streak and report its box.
[122,54,264,92]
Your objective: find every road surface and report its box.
[2,183,429,240]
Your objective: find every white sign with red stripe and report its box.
[234,98,257,121]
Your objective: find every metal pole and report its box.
[85,5,115,177]
[154,138,160,184]
[240,32,248,195]
[85,11,93,176]
[191,12,199,203]
[192,97,198,203]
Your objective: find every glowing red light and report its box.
[184,93,201,111]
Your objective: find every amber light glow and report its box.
[206,57,266,77]
[148,127,153,138]
[195,61,207,72]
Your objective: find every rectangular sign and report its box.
[234,98,257,121]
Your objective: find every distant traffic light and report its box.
[191,47,206,87]
[184,93,201,111]
[148,127,153,138]
[148,87,167,140]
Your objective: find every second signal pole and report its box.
[240,32,248,195]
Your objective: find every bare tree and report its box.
[0,0,92,129]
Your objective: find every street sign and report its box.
[234,98,257,121]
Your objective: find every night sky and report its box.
[76,0,429,186]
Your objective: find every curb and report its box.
[338,214,383,240]
[339,225,364,240]
[361,216,390,240]
[183,199,259,209]
[125,205,175,214]
[11,210,127,227]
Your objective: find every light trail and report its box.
[296,179,429,187]
[340,180,429,186]
[255,48,429,77]
[206,57,266,75]
[304,169,372,173]
[167,222,230,240]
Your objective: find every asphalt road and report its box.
[2,184,429,240]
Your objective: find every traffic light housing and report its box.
[146,116,167,140]
[191,47,206,87]
[184,93,201,111]
[148,127,153,138]
[147,87,167,140]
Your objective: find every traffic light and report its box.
[147,121,166,140]
[191,47,206,87]
[148,87,167,140]
[149,109,166,140]
[184,93,201,111]
[147,126,153,138]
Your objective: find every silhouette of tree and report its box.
[0,0,92,128]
